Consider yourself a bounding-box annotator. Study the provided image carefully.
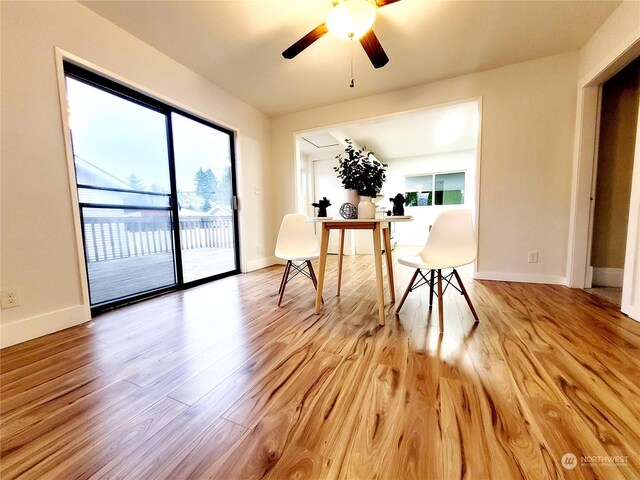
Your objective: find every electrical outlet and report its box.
[528,251,538,263]
[257,244,262,255]
[1,288,20,309]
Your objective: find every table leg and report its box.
[437,269,444,333]
[429,269,435,307]
[315,224,330,314]
[383,225,395,303]
[337,229,345,296]
[372,223,386,325]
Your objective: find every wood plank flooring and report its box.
[1,253,639,479]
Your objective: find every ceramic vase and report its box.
[357,196,376,219]
[346,188,360,207]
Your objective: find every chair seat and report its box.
[398,255,471,270]
[398,255,428,269]
[276,253,319,262]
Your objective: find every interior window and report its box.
[434,172,465,205]
[405,174,433,206]
[404,172,465,206]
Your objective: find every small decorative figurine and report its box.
[312,197,331,217]
[339,202,357,219]
[390,193,406,216]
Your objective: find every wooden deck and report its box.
[1,252,639,479]
[87,247,236,304]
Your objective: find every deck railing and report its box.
[82,215,234,263]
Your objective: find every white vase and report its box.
[346,188,360,207]
[357,196,376,219]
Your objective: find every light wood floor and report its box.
[1,254,639,479]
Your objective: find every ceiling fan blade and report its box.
[376,0,401,7]
[359,30,389,68]
[282,23,329,59]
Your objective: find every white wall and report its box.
[578,1,640,82]
[272,52,579,285]
[0,1,273,347]
[382,150,476,246]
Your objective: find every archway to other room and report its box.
[294,99,482,280]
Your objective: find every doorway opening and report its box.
[585,58,639,308]
[294,100,481,278]
[64,62,240,313]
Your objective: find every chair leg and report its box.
[437,269,444,333]
[396,269,420,314]
[429,269,435,308]
[278,260,290,294]
[453,269,479,323]
[278,261,292,307]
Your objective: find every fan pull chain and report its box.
[349,34,355,88]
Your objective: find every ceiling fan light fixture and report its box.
[327,0,376,40]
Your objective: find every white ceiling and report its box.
[299,100,478,160]
[81,0,620,117]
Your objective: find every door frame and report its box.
[565,36,640,320]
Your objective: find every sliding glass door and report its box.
[64,63,239,311]
[172,113,237,283]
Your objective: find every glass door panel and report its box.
[81,205,176,305]
[171,113,238,283]
[66,78,172,194]
[66,76,177,306]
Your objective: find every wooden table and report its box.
[308,218,412,325]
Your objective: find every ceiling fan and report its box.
[282,0,401,69]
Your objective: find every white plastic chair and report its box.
[275,214,320,306]
[395,209,479,332]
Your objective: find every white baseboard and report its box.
[592,267,624,287]
[474,271,567,285]
[1,304,91,349]
[244,256,278,272]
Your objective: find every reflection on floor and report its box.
[584,286,622,308]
